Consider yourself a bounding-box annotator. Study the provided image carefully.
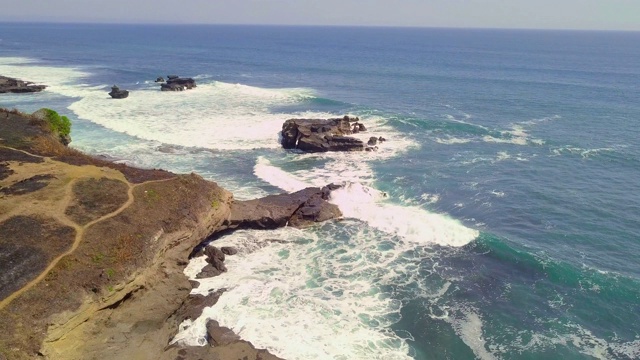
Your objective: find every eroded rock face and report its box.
[281,116,365,152]
[225,186,342,230]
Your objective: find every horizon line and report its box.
[0,20,639,33]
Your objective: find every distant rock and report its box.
[155,77,165,83]
[0,75,46,94]
[367,136,378,146]
[108,85,129,99]
[281,116,366,152]
[160,76,196,91]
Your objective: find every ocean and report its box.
[1,23,639,359]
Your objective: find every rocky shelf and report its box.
[0,75,46,94]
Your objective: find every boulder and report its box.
[206,320,241,346]
[160,83,184,91]
[204,245,225,262]
[225,186,342,230]
[281,116,365,152]
[0,75,46,93]
[167,75,179,80]
[108,85,129,99]
[221,246,238,256]
[154,77,165,83]
[174,290,225,322]
[289,194,343,228]
[367,137,378,146]
[195,264,224,279]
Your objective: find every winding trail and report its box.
[0,148,175,310]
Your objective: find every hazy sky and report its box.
[0,0,638,30]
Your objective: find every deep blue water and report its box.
[1,24,640,359]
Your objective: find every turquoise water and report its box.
[1,24,639,359]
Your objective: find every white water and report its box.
[4,56,488,359]
[174,130,479,359]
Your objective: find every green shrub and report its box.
[42,108,71,137]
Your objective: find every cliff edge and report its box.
[0,108,289,360]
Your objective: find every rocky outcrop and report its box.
[160,76,196,91]
[0,107,344,360]
[0,108,291,360]
[155,77,165,83]
[108,85,129,99]
[0,75,46,93]
[281,116,367,152]
[225,185,342,230]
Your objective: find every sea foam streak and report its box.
[255,157,478,248]
[67,82,331,151]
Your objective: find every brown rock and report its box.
[221,246,238,256]
[206,319,241,346]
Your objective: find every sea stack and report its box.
[108,85,129,99]
[281,116,371,152]
[160,75,197,91]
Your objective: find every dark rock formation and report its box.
[281,116,366,152]
[378,136,386,142]
[0,75,46,94]
[352,122,367,133]
[161,76,196,91]
[221,246,238,256]
[154,77,165,83]
[368,136,378,146]
[207,319,241,346]
[174,290,225,323]
[108,85,129,99]
[225,186,342,230]
[195,245,230,278]
[160,83,184,91]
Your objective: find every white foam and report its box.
[449,310,498,360]
[435,137,473,145]
[420,193,440,204]
[65,82,329,151]
[254,157,311,193]
[329,183,477,247]
[551,146,617,159]
[175,227,414,360]
[0,57,90,93]
[253,157,477,248]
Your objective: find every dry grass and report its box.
[29,135,83,157]
[112,234,141,264]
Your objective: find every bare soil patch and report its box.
[0,215,75,301]
[0,174,55,196]
[65,177,129,225]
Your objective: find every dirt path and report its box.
[0,147,164,310]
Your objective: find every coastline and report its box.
[0,106,337,359]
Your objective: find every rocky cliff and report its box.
[0,108,341,360]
